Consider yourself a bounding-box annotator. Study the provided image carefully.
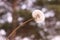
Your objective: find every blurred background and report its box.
[0,0,60,40]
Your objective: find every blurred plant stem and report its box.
[7,18,33,40]
[8,0,18,40]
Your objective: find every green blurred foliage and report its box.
[47,5,60,20]
[18,10,32,20]
[0,23,12,31]
[35,0,60,20]
[35,0,43,6]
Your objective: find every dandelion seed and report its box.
[32,10,45,23]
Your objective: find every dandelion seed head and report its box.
[32,10,45,23]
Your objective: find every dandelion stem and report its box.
[7,18,33,39]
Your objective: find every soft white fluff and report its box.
[32,10,45,23]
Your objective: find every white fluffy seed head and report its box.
[32,10,45,23]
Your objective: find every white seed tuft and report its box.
[32,10,45,23]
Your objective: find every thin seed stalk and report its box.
[7,18,33,38]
